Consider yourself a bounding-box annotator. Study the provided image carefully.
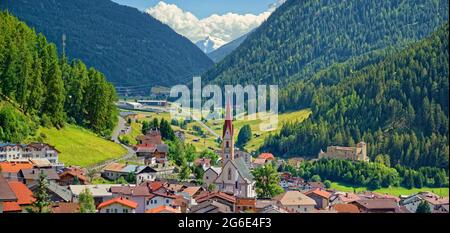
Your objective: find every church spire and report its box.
[221,96,234,166]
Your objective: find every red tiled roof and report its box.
[59,170,88,182]
[145,205,180,213]
[7,181,35,205]
[236,198,256,206]
[0,161,33,173]
[140,181,164,192]
[51,203,80,213]
[258,153,275,160]
[97,197,138,209]
[305,188,332,199]
[333,203,360,213]
[2,201,22,212]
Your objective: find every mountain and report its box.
[0,0,214,93]
[202,0,449,87]
[261,23,449,170]
[207,33,248,63]
[195,36,226,54]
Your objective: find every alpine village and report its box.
[0,0,449,214]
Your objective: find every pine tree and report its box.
[28,172,51,213]
[416,201,432,213]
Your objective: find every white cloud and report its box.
[146,1,284,46]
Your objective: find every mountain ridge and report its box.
[0,0,214,93]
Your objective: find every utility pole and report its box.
[62,33,66,58]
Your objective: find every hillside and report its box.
[202,0,449,89]
[0,11,117,141]
[207,33,248,63]
[261,24,449,170]
[0,0,213,91]
[32,125,127,167]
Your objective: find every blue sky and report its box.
[112,0,276,19]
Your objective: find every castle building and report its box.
[203,99,256,198]
[318,142,368,162]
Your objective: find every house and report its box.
[181,186,204,199]
[255,200,278,212]
[305,188,332,209]
[329,192,361,205]
[135,144,169,165]
[299,181,325,191]
[401,192,449,213]
[0,161,33,180]
[29,158,53,169]
[101,163,127,180]
[51,202,80,213]
[110,183,158,213]
[2,181,35,213]
[352,199,401,213]
[195,191,236,212]
[0,143,62,167]
[145,205,181,213]
[19,168,60,186]
[332,203,360,213]
[137,128,163,145]
[252,158,269,168]
[145,190,178,211]
[70,184,127,206]
[203,166,222,187]
[190,199,233,213]
[97,197,138,213]
[258,153,275,161]
[172,195,191,213]
[194,158,211,170]
[259,204,289,213]
[318,141,368,162]
[273,191,317,213]
[0,176,17,213]
[121,164,158,184]
[235,198,256,213]
[58,166,89,185]
[30,179,72,203]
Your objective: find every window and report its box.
[226,141,229,148]
[123,209,128,213]
[235,181,238,189]
[228,168,232,180]
[106,209,110,213]
[114,209,118,213]
[166,199,170,204]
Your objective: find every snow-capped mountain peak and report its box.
[195,36,226,54]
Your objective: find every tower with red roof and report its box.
[221,97,234,167]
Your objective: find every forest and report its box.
[202,0,449,87]
[0,0,213,90]
[279,158,449,190]
[0,12,118,142]
[262,23,449,171]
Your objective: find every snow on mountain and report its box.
[195,36,226,53]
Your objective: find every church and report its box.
[203,100,256,198]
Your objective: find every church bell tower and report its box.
[221,98,234,167]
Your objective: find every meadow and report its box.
[34,125,127,167]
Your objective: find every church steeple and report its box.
[221,97,234,167]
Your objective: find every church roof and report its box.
[230,157,254,183]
